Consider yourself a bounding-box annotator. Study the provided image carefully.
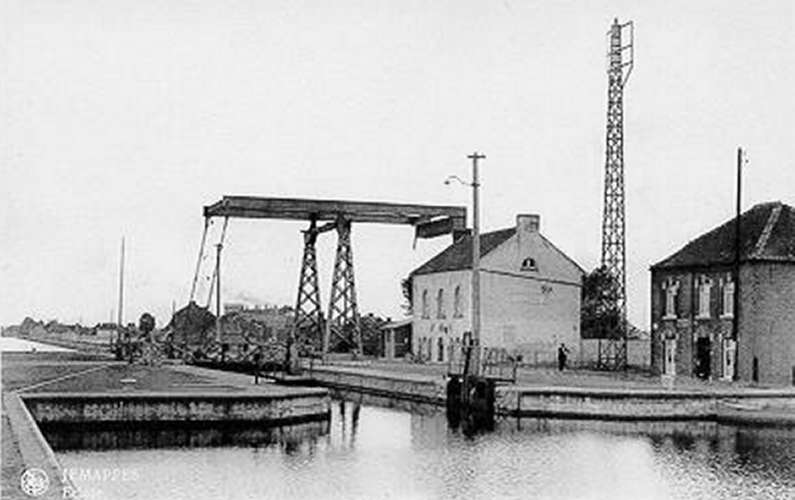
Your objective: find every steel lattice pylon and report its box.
[598,18,633,370]
[323,217,362,357]
[292,221,324,353]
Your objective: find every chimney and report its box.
[516,214,540,233]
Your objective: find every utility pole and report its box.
[732,147,743,380]
[468,151,485,376]
[117,237,125,327]
[215,243,223,342]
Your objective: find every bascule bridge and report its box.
[194,196,466,359]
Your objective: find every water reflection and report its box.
[54,397,795,500]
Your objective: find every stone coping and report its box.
[20,389,328,401]
[507,386,795,399]
[311,365,440,384]
[3,393,80,499]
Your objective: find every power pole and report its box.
[468,151,485,376]
[732,147,743,380]
[598,18,634,370]
[117,237,125,327]
[215,243,223,342]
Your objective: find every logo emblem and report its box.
[20,467,50,497]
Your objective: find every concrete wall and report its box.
[22,393,330,424]
[310,367,444,404]
[499,386,795,422]
[412,216,583,364]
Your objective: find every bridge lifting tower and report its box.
[598,18,634,370]
[197,196,467,361]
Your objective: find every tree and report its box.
[400,276,413,316]
[580,266,623,339]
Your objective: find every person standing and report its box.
[557,343,569,371]
[253,347,263,385]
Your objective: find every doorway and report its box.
[752,357,759,383]
[722,339,736,381]
[664,338,676,376]
[695,337,711,379]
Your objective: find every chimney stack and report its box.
[516,214,540,233]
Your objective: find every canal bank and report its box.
[1,347,331,500]
[308,363,795,426]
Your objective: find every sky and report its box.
[1,0,793,329]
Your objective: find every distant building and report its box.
[410,214,584,364]
[224,302,246,315]
[380,318,412,360]
[650,201,795,385]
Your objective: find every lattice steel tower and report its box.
[598,18,634,370]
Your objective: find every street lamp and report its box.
[445,152,485,376]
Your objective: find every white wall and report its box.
[411,216,583,364]
[413,269,470,362]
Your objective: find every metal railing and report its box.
[446,342,517,383]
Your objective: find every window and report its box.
[696,276,712,319]
[662,278,680,319]
[437,337,444,362]
[436,289,446,319]
[721,277,735,318]
[421,289,429,318]
[521,257,537,271]
[454,286,463,317]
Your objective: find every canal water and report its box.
[52,398,794,500]
[0,337,73,352]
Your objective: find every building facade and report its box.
[650,201,795,385]
[410,214,583,364]
[380,318,412,360]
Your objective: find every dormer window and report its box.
[521,257,537,271]
[662,278,680,320]
[696,276,713,319]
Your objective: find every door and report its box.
[695,337,711,379]
[664,338,676,376]
[722,339,736,380]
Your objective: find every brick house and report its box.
[650,201,795,385]
[409,214,583,364]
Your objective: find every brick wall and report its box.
[737,263,795,385]
[652,263,795,385]
[650,268,734,379]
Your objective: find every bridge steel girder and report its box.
[203,196,466,230]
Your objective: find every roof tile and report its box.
[411,228,516,276]
[652,202,795,269]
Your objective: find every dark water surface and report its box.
[53,399,795,500]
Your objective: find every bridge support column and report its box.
[323,217,361,359]
[292,221,324,363]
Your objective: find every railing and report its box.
[446,342,517,384]
[480,347,518,383]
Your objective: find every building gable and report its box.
[410,228,515,276]
[482,230,584,285]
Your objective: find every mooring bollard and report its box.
[120,378,137,391]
